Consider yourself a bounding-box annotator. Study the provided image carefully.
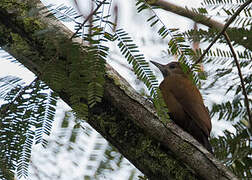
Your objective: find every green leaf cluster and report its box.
[211,121,251,178]
[0,77,57,179]
[202,0,252,28]
[107,28,170,123]
[136,0,201,85]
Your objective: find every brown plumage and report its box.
[151,61,213,153]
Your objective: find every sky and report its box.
[0,0,243,179]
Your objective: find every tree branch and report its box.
[194,0,252,64]
[70,0,106,39]
[152,0,252,51]
[154,0,224,29]
[223,32,251,128]
[0,0,238,179]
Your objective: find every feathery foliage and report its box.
[211,121,251,178]
[112,29,158,96]
[188,1,252,178]
[1,1,109,178]
[0,77,57,179]
[48,4,81,23]
[202,0,252,27]
[108,28,170,122]
[69,0,109,110]
[40,1,109,116]
[136,0,202,85]
[0,0,252,179]
[26,110,141,180]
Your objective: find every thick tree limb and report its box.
[0,0,238,179]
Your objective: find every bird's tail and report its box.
[192,128,213,154]
[183,119,213,154]
[201,134,213,154]
[168,113,213,154]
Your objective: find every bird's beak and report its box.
[150,60,166,75]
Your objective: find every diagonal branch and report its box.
[154,0,224,29]
[152,0,252,50]
[194,0,252,64]
[223,32,251,128]
[70,0,106,40]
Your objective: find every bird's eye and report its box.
[169,64,176,69]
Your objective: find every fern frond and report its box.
[0,78,58,178]
[211,121,251,178]
[202,0,252,12]
[112,28,169,122]
[231,14,252,27]
[86,44,107,108]
[71,4,111,109]
[194,48,252,65]
[184,28,224,45]
[17,129,34,178]
[35,90,58,147]
[43,4,81,23]
[202,0,252,27]
[67,0,110,109]
[114,29,158,96]
[210,98,249,121]
[135,0,200,85]
[0,76,24,98]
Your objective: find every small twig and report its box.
[70,0,106,40]
[30,160,43,180]
[73,0,83,16]
[194,0,252,64]
[223,32,251,127]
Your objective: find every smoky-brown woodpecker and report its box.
[151,61,213,153]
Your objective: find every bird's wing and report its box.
[168,76,212,137]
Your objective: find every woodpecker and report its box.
[151,61,213,153]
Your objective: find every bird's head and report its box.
[150,61,184,78]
